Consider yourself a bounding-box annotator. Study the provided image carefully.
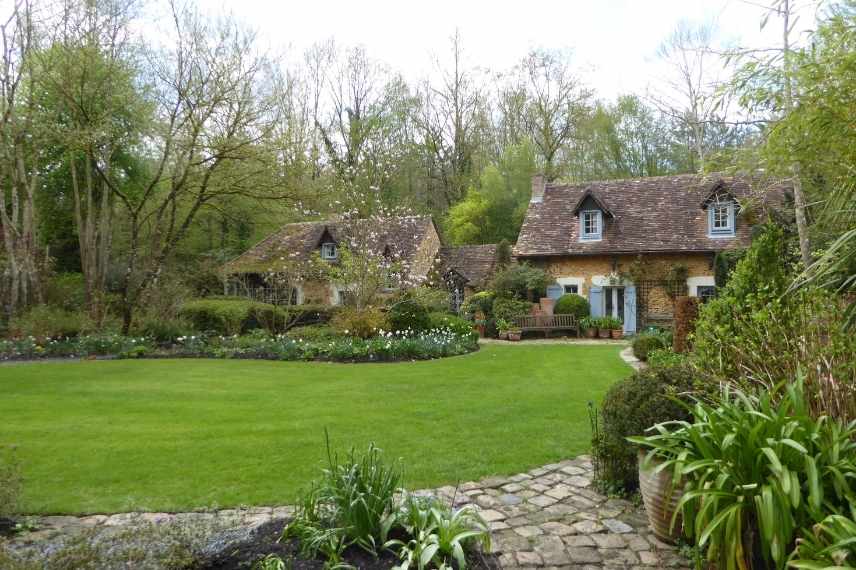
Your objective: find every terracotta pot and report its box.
[611,329,624,339]
[498,331,508,340]
[638,451,683,544]
[584,328,597,338]
[507,331,522,341]
[597,328,611,339]
[476,324,486,338]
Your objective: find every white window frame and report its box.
[556,276,585,297]
[708,201,735,237]
[321,242,338,260]
[580,210,602,242]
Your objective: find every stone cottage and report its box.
[514,174,789,333]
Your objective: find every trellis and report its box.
[634,279,688,329]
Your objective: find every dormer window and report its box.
[708,200,735,237]
[321,242,338,260]
[580,210,602,241]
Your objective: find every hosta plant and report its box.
[789,514,856,569]
[631,380,856,570]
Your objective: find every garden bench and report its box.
[514,314,580,338]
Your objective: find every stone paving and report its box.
[8,455,688,569]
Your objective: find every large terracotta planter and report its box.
[584,328,597,338]
[507,331,522,341]
[638,451,683,544]
[597,328,611,339]
[611,329,624,340]
[498,331,508,340]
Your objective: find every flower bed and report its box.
[0,328,478,363]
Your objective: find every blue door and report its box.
[623,285,637,334]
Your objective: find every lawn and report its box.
[0,344,630,514]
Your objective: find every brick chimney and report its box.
[531,174,546,203]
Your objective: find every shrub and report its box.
[631,333,667,361]
[44,273,86,311]
[8,305,92,339]
[492,297,532,323]
[553,294,590,318]
[0,445,21,520]
[491,263,551,300]
[428,312,477,341]
[461,291,494,319]
[633,380,856,570]
[646,347,687,368]
[790,514,856,569]
[133,316,192,343]
[178,298,289,335]
[673,296,700,353]
[330,307,388,339]
[406,287,452,313]
[285,325,340,343]
[592,363,698,494]
[387,297,431,333]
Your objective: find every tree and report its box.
[0,0,47,317]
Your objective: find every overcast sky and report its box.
[203,0,821,100]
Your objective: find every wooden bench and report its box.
[514,314,580,338]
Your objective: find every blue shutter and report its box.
[546,284,563,300]
[589,286,603,317]
[623,285,637,334]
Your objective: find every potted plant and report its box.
[596,317,611,339]
[474,311,487,338]
[610,317,624,339]
[495,318,510,340]
[636,450,683,544]
[507,327,522,341]
[580,316,597,338]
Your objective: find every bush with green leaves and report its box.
[388,297,431,333]
[491,263,550,300]
[789,514,856,569]
[591,363,699,494]
[632,380,856,570]
[178,298,283,335]
[330,306,389,339]
[133,315,192,343]
[461,291,494,319]
[646,347,687,369]
[492,297,532,323]
[7,305,94,339]
[285,325,340,343]
[427,312,477,341]
[553,294,590,318]
[632,333,668,361]
[44,273,87,312]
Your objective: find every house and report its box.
[514,173,789,334]
[223,215,502,308]
[435,244,502,312]
[223,216,442,305]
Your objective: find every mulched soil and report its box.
[199,519,500,570]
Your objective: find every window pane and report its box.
[564,284,578,294]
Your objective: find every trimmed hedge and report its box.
[553,294,590,318]
[178,298,331,335]
[387,298,431,333]
[631,333,667,362]
[492,298,532,323]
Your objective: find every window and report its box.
[563,284,579,295]
[580,210,602,241]
[708,201,735,236]
[697,285,717,302]
[321,242,338,260]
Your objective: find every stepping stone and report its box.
[479,509,506,522]
[502,483,524,493]
[563,534,596,547]
[516,551,543,566]
[571,520,605,534]
[592,533,626,548]
[603,518,634,534]
[540,521,574,536]
[500,494,523,506]
[533,535,570,565]
[567,546,602,564]
[528,495,557,507]
[513,525,543,538]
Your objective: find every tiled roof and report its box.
[224,216,436,273]
[438,244,500,287]
[514,173,790,257]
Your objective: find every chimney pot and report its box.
[531,174,546,203]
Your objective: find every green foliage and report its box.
[491,263,551,300]
[597,316,622,330]
[461,292,494,319]
[553,294,590,318]
[8,306,94,339]
[284,438,402,559]
[389,495,490,570]
[444,142,535,245]
[132,316,192,343]
[713,249,746,288]
[646,347,687,369]
[0,445,22,519]
[388,298,431,333]
[406,288,453,314]
[330,307,389,339]
[44,273,87,312]
[789,514,856,569]
[492,298,532,324]
[631,332,668,361]
[285,325,340,343]
[178,298,291,336]
[427,313,477,341]
[632,381,856,570]
[592,363,699,493]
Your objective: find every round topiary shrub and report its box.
[631,333,667,361]
[592,363,697,494]
[387,298,431,333]
[553,294,590,318]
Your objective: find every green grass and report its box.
[0,344,630,514]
